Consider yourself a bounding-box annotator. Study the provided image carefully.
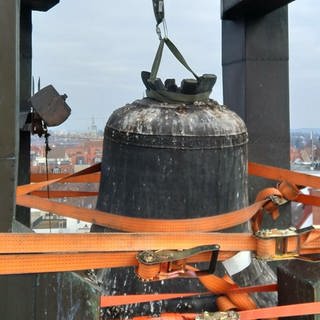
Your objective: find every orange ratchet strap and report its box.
[100,284,277,307]
[17,162,101,196]
[0,232,255,254]
[0,232,245,274]
[18,162,320,233]
[249,162,320,211]
[30,190,98,198]
[30,172,100,183]
[29,161,320,190]
[16,194,268,232]
[19,163,272,232]
[249,162,320,189]
[132,301,320,320]
[0,228,320,272]
[12,161,320,317]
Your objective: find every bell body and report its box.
[95,98,249,318]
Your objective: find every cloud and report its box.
[32,0,222,131]
[33,0,320,131]
[289,1,320,128]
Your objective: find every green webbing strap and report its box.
[147,87,211,104]
[146,0,214,103]
[149,37,199,82]
[164,38,199,80]
[146,37,213,103]
[150,39,165,81]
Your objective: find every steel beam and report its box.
[0,0,19,232]
[222,0,295,20]
[221,5,291,228]
[22,0,59,12]
[16,4,32,227]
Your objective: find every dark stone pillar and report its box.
[278,260,320,320]
[0,0,19,232]
[0,272,101,319]
[0,2,22,317]
[34,273,101,320]
[221,4,291,228]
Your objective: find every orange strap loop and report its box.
[251,187,283,233]
[198,274,256,311]
[252,178,309,233]
[136,263,161,280]
[216,296,237,311]
[277,180,300,201]
[248,162,320,220]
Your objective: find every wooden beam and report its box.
[222,0,295,20]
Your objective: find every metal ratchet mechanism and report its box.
[136,244,220,281]
[255,225,320,261]
[267,194,288,206]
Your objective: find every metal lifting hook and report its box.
[152,0,165,25]
[152,0,165,39]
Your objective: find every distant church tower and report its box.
[90,117,98,137]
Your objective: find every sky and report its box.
[32,0,320,132]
